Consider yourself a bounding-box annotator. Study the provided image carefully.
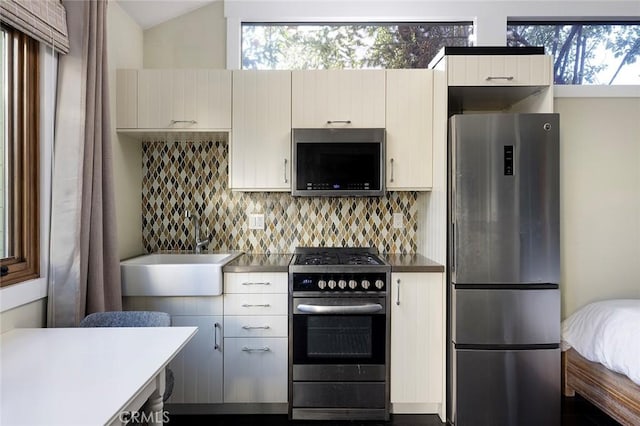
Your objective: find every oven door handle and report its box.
[296,303,383,314]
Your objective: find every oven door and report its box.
[292,297,387,366]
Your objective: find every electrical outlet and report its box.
[393,212,404,229]
[249,213,265,230]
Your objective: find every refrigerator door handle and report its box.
[451,223,455,271]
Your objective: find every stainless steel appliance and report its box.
[291,128,385,197]
[289,247,391,421]
[448,113,561,426]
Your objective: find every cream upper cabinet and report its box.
[118,69,232,130]
[385,69,433,190]
[446,55,553,86]
[230,70,292,191]
[390,272,445,420]
[116,69,138,128]
[291,70,385,128]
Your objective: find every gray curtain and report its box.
[48,0,121,327]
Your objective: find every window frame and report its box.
[0,26,40,287]
[240,21,474,70]
[506,20,640,86]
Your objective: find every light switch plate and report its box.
[393,212,403,229]
[249,213,265,230]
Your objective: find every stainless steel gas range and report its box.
[288,247,391,421]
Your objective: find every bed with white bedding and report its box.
[562,299,640,426]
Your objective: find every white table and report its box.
[0,326,197,426]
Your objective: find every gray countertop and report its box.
[221,252,443,273]
[382,253,445,273]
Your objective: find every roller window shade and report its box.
[0,0,69,54]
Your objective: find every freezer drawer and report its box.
[452,348,560,426]
[453,287,560,345]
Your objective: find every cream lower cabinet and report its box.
[230,71,291,191]
[385,69,434,190]
[223,272,288,403]
[122,296,224,404]
[390,272,445,421]
[171,315,224,403]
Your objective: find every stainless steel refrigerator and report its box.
[448,113,561,426]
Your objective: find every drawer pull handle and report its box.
[170,119,197,124]
[485,76,514,81]
[326,120,351,124]
[242,346,270,352]
[242,325,270,330]
[241,303,271,308]
[241,282,271,286]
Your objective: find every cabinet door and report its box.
[138,69,173,128]
[447,55,553,86]
[231,70,291,191]
[223,337,288,403]
[137,69,231,129]
[291,70,385,128]
[168,315,223,404]
[116,69,138,129]
[187,70,232,129]
[390,273,444,408]
[385,70,433,190]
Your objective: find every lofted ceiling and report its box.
[117,0,216,30]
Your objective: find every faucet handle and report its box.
[184,211,191,219]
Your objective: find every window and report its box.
[0,26,39,287]
[242,22,473,69]
[507,21,640,85]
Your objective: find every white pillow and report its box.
[562,299,640,385]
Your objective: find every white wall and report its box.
[556,96,640,317]
[144,0,226,68]
[109,1,145,259]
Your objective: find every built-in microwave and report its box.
[291,128,385,197]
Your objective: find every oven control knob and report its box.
[317,279,327,290]
[338,279,347,289]
[327,279,337,289]
[348,280,358,289]
[361,280,370,290]
[374,279,385,290]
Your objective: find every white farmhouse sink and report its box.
[121,253,241,296]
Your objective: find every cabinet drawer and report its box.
[224,293,288,316]
[447,55,552,86]
[224,315,288,338]
[223,337,288,403]
[224,272,288,294]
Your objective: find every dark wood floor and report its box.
[168,395,621,425]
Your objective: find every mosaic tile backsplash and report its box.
[142,140,417,254]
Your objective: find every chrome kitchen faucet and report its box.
[185,211,209,253]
